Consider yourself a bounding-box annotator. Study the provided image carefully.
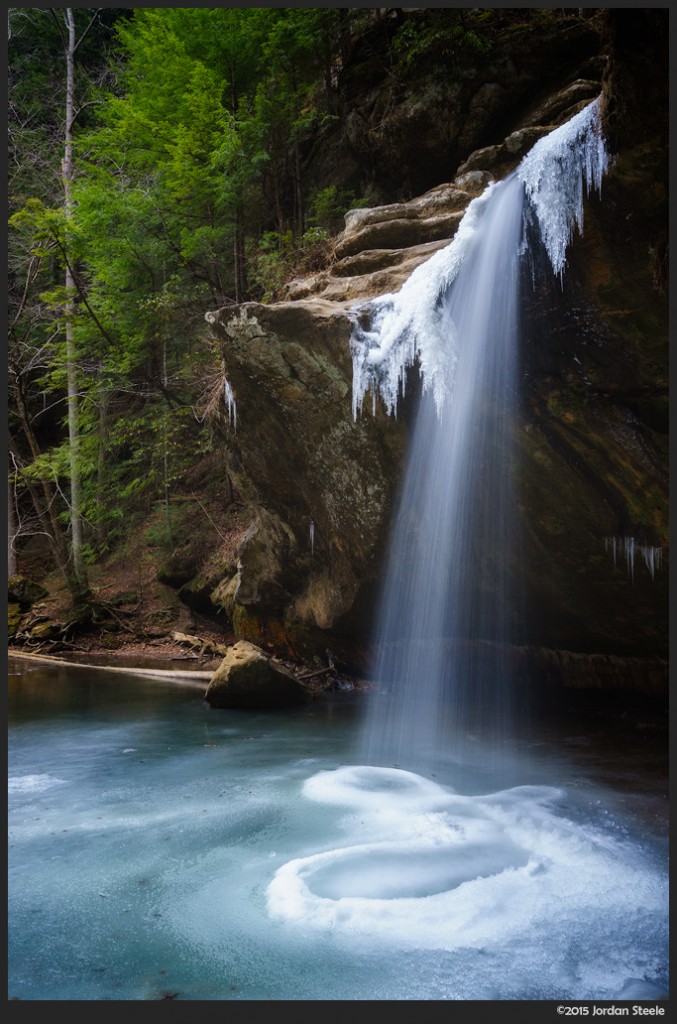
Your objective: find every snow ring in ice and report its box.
[294,838,530,900]
[267,767,666,954]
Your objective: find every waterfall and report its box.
[351,100,608,775]
[266,104,667,992]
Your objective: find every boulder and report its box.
[8,575,48,608]
[205,641,310,709]
[205,299,407,666]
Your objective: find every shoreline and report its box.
[8,647,214,686]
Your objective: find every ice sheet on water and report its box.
[8,773,67,794]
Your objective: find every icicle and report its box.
[626,536,635,584]
[604,536,663,582]
[517,98,608,279]
[349,184,497,420]
[224,377,237,431]
[309,519,315,556]
[350,99,608,420]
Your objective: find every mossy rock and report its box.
[157,553,201,589]
[8,603,23,639]
[177,579,223,617]
[211,574,239,618]
[99,630,123,650]
[205,641,309,709]
[143,608,177,630]
[8,575,48,608]
[232,605,292,654]
[29,621,61,640]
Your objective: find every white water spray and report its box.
[359,170,526,771]
[347,98,609,773]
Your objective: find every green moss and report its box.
[29,621,61,640]
[8,603,23,639]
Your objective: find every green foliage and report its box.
[14,443,71,485]
[391,10,491,77]
[81,403,210,555]
[10,6,527,576]
[249,227,331,302]
[308,186,368,233]
[143,505,185,551]
[249,230,296,302]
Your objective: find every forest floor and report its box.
[9,514,363,697]
[9,512,236,671]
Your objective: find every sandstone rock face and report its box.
[204,641,309,709]
[203,57,667,694]
[205,299,407,666]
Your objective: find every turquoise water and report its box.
[8,657,668,1001]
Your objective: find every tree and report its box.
[60,7,101,595]
[6,7,382,598]
[8,7,123,604]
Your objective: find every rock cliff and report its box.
[202,11,667,693]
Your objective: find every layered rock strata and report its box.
[202,75,667,695]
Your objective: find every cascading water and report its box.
[354,171,525,775]
[265,101,667,999]
[350,98,608,775]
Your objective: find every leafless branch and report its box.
[72,8,102,55]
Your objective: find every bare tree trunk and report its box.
[233,205,248,303]
[9,429,80,597]
[8,475,18,577]
[294,141,304,237]
[62,8,89,599]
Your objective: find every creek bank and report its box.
[8,630,668,705]
[8,637,360,708]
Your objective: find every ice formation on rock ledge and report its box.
[517,98,608,278]
[604,536,663,582]
[350,99,608,420]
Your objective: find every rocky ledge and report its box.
[196,73,667,698]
